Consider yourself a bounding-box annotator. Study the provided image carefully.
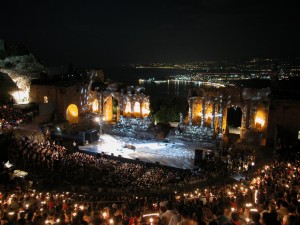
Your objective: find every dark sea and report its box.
[103,66,203,99]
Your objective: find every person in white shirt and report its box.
[161,201,177,225]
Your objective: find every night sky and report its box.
[0,0,299,66]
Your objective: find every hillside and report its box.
[0,53,47,104]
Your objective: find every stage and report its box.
[78,134,203,169]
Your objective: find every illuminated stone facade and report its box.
[186,86,271,145]
[267,96,300,147]
[30,70,150,124]
[30,69,103,123]
[98,86,150,123]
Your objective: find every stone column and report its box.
[189,97,193,126]
[240,102,248,140]
[211,98,216,131]
[180,112,183,124]
[131,100,134,117]
[119,92,124,116]
[140,101,143,117]
[241,102,250,129]
[245,102,250,129]
[201,97,205,127]
[99,92,103,116]
[249,103,256,129]
[241,105,246,129]
[219,96,223,135]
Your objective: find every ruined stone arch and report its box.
[102,92,122,122]
[66,104,79,124]
[133,101,141,117]
[92,99,99,112]
[141,100,150,116]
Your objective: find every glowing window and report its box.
[66,104,79,124]
[142,102,150,116]
[92,99,98,112]
[205,113,212,119]
[124,102,131,113]
[255,110,266,129]
[133,102,140,113]
[44,96,48,103]
[298,131,300,140]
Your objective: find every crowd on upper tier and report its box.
[0,105,32,132]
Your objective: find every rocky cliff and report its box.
[0,54,47,104]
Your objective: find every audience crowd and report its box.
[0,105,32,132]
[1,153,300,225]
[14,137,220,192]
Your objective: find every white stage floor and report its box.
[78,134,209,169]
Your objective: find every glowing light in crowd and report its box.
[254,189,258,204]
[245,203,252,207]
[143,213,159,217]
